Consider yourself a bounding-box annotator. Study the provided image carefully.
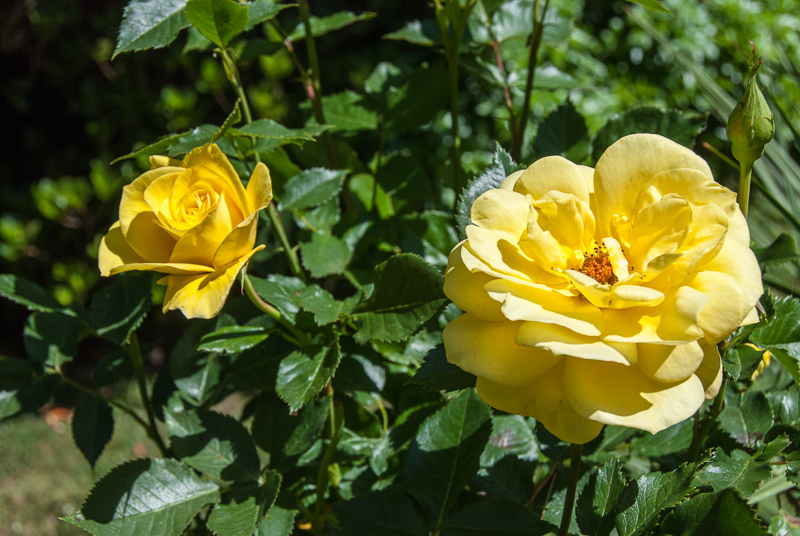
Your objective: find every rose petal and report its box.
[565,270,665,309]
[99,221,145,276]
[246,162,273,213]
[514,156,591,204]
[593,134,713,237]
[470,188,530,237]
[443,313,559,386]
[563,357,706,434]
[686,271,746,344]
[444,242,504,321]
[170,191,235,266]
[160,245,264,319]
[183,144,249,216]
[516,321,636,365]
[476,363,604,444]
[694,342,723,400]
[213,211,258,269]
[637,341,704,382]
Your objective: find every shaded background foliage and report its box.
[4,0,800,534]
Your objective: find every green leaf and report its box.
[183,25,212,53]
[629,0,673,15]
[403,389,492,525]
[693,449,771,500]
[534,101,591,163]
[441,499,555,535]
[89,274,151,345]
[0,359,59,421]
[719,390,774,448]
[171,349,225,406]
[0,273,72,315]
[456,144,522,239]
[94,348,133,387]
[754,233,800,270]
[64,458,220,535]
[629,419,693,458]
[576,459,627,536]
[412,345,476,392]
[384,19,441,46]
[722,343,766,381]
[379,63,449,133]
[72,397,114,469]
[279,168,347,211]
[353,254,447,344]
[24,312,84,370]
[206,472,281,536]
[310,91,378,133]
[110,131,189,164]
[592,106,706,162]
[237,119,328,143]
[165,407,261,482]
[480,414,537,468]
[245,0,292,30]
[168,124,218,156]
[185,0,249,48]
[252,393,329,470]
[275,340,341,412]
[248,275,306,323]
[614,463,699,536]
[658,489,767,536]
[113,0,190,58]
[255,505,296,536]
[297,284,345,325]
[198,325,271,354]
[333,487,429,536]
[299,231,353,278]
[287,11,376,41]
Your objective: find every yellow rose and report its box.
[443,134,762,444]
[99,144,272,319]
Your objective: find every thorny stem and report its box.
[688,376,728,462]
[557,443,583,536]
[243,274,312,345]
[312,384,344,536]
[298,0,341,169]
[514,0,549,162]
[129,334,170,457]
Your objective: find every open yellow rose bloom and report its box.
[99,144,272,319]
[443,134,762,444]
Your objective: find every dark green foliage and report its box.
[72,397,115,468]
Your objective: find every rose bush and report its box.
[99,144,272,319]
[443,134,762,444]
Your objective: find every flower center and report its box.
[578,243,618,285]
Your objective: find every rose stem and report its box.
[219,45,309,283]
[312,383,344,535]
[738,161,753,219]
[242,273,311,346]
[558,443,583,536]
[687,376,728,462]
[129,333,170,457]
[513,0,549,162]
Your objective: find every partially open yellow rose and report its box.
[99,144,272,319]
[443,134,762,444]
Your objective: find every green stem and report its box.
[220,48,253,125]
[129,334,170,457]
[243,273,312,345]
[738,162,753,219]
[514,0,548,162]
[313,388,344,535]
[267,203,307,282]
[688,376,727,462]
[298,0,340,169]
[558,443,583,536]
[59,373,150,432]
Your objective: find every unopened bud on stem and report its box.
[727,43,774,168]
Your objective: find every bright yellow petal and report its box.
[640,168,737,218]
[150,155,183,169]
[514,156,591,204]
[213,211,258,269]
[532,191,595,252]
[628,193,691,271]
[593,134,713,237]
[443,242,504,321]
[183,144,249,215]
[563,357,706,434]
[246,162,273,213]
[499,169,525,190]
[169,192,235,267]
[161,246,264,319]
[686,271,745,344]
[443,313,559,386]
[476,363,604,444]
[700,210,763,322]
[470,188,530,237]
[109,263,214,275]
[465,226,541,282]
[99,221,145,276]
[695,342,723,400]
[484,279,605,336]
[516,321,636,365]
[637,341,704,382]
[143,172,180,219]
[565,271,665,309]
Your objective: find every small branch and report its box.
[128,334,170,457]
[558,443,583,536]
[688,375,728,462]
[514,0,549,161]
[312,389,344,535]
[243,273,312,346]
